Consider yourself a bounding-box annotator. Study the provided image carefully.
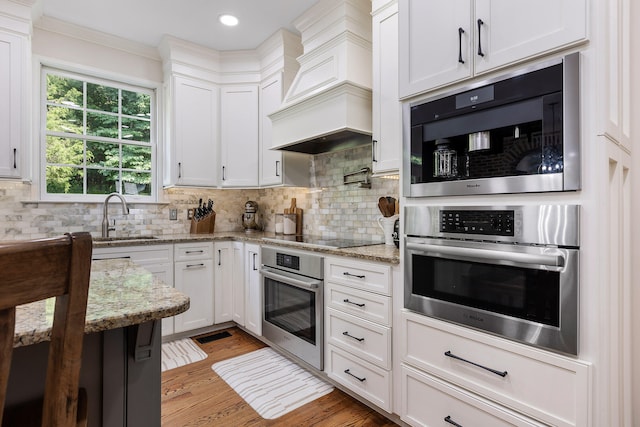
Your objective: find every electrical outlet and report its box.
[187,208,194,220]
[169,209,178,220]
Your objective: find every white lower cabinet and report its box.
[92,245,175,335]
[324,256,393,413]
[213,241,244,325]
[401,364,546,427]
[244,243,262,336]
[174,242,214,333]
[400,311,591,427]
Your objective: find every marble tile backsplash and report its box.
[0,146,399,242]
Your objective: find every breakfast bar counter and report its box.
[13,258,189,347]
[7,259,190,427]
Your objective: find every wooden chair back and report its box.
[0,232,92,427]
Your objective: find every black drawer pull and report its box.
[445,415,463,427]
[343,272,365,279]
[343,298,365,308]
[186,263,205,269]
[444,351,508,377]
[186,250,204,254]
[342,331,365,342]
[344,369,366,382]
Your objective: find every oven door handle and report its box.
[406,242,565,269]
[260,267,322,290]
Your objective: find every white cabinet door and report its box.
[174,243,214,333]
[214,241,245,324]
[232,241,245,326]
[220,85,259,187]
[0,30,24,178]
[399,0,587,98]
[244,243,262,336]
[170,75,219,187]
[259,75,284,186]
[474,0,587,75]
[372,1,401,174]
[399,0,472,98]
[214,242,233,323]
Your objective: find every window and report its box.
[42,68,156,200]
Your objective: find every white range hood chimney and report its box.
[269,0,372,154]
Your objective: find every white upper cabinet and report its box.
[220,85,259,187]
[399,0,587,98]
[259,73,310,187]
[0,29,25,178]
[260,75,284,186]
[372,0,401,174]
[166,75,219,187]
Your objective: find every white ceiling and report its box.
[35,0,320,51]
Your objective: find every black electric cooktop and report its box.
[262,234,381,249]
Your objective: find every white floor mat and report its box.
[212,347,334,419]
[161,338,208,372]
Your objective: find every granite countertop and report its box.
[14,258,190,348]
[94,231,401,264]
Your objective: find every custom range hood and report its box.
[269,0,372,154]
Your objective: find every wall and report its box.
[0,145,399,242]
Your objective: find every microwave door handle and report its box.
[406,242,565,269]
[260,268,321,290]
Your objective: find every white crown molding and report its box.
[34,15,161,61]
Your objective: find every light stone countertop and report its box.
[13,258,190,348]
[94,231,401,264]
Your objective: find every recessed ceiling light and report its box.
[219,14,239,27]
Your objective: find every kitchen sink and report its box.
[93,236,159,242]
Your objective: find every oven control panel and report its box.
[440,210,514,236]
[276,253,300,270]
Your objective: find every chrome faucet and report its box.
[101,193,129,238]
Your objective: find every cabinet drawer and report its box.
[401,364,545,427]
[326,307,391,369]
[401,311,590,427]
[326,345,392,413]
[325,257,391,295]
[92,244,173,264]
[326,282,391,326]
[174,242,213,261]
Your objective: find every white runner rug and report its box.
[212,347,334,419]
[161,338,208,372]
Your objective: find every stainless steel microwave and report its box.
[403,53,580,197]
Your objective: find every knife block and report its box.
[190,212,216,234]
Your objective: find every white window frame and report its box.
[39,66,159,203]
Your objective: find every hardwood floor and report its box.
[161,327,398,426]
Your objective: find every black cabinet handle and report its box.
[218,249,221,266]
[343,272,365,279]
[186,263,205,269]
[343,298,365,308]
[444,415,463,427]
[444,350,507,377]
[276,160,281,177]
[477,19,485,57]
[186,250,204,254]
[222,166,226,181]
[252,253,257,271]
[372,140,378,162]
[342,331,365,342]
[458,27,465,64]
[178,162,182,178]
[344,369,366,382]
[13,148,17,169]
